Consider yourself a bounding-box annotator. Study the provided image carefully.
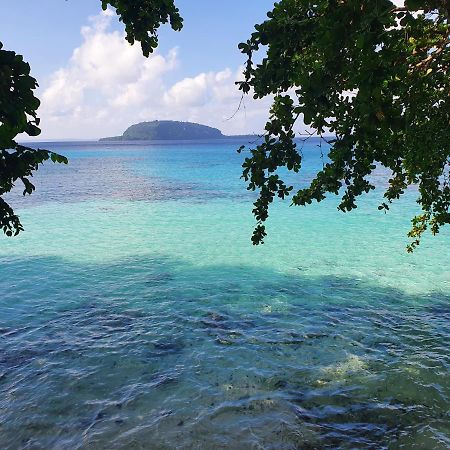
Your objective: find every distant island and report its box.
[99,120,257,141]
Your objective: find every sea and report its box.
[0,139,449,449]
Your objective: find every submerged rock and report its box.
[215,336,234,346]
[146,339,185,357]
[200,312,230,330]
[273,379,288,389]
[320,353,368,381]
[152,340,184,352]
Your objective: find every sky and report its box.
[1,0,281,140]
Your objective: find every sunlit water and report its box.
[1,139,449,449]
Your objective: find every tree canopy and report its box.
[1,0,449,250]
[0,42,68,236]
[238,0,449,251]
[100,0,183,56]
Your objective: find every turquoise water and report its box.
[1,140,449,448]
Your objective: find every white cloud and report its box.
[36,10,275,139]
[164,73,211,107]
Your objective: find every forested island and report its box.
[99,120,256,141]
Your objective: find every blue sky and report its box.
[1,1,278,139]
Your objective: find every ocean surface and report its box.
[1,139,449,449]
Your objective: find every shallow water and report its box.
[1,140,449,449]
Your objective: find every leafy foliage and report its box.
[101,0,183,56]
[0,41,68,236]
[237,0,449,251]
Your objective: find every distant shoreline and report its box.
[19,136,334,147]
[99,134,259,143]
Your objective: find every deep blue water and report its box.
[0,139,449,448]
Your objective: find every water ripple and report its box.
[1,256,449,448]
